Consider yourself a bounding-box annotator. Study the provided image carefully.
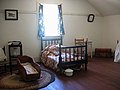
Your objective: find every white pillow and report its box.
[0,48,7,61]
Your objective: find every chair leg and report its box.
[4,64,7,72]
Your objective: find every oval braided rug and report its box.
[0,70,55,90]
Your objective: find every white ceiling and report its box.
[87,0,120,16]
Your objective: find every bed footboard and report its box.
[58,42,88,73]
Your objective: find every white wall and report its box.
[0,0,103,61]
[102,15,120,51]
[40,0,104,49]
[0,0,40,61]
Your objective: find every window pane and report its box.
[43,4,60,36]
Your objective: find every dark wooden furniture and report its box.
[95,48,112,58]
[17,55,41,81]
[41,36,88,74]
[8,41,22,74]
[41,36,63,51]
[59,44,88,73]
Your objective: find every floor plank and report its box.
[41,57,120,90]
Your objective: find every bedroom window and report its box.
[38,4,65,37]
[43,4,59,36]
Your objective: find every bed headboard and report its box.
[41,36,63,51]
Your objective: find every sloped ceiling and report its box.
[87,0,120,16]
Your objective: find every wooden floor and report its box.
[0,57,120,90]
[41,57,120,90]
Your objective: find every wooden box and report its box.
[95,48,112,58]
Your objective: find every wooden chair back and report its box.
[75,38,85,46]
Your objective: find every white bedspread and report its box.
[114,42,120,62]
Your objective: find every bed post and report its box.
[41,37,43,51]
[58,44,62,74]
[60,35,63,45]
[85,41,88,71]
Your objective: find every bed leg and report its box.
[60,68,64,75]
[60,68,62,75]
[85,63,87,71]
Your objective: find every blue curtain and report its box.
[58,4,65,35]
[38,4,65,38]
[38,4,45,37]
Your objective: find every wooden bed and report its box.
[40,36,88,73]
